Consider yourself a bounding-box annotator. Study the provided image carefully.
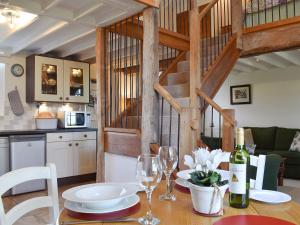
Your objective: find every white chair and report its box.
[0,163,59,225]
[250,155,266,190]
[222,152,266,190]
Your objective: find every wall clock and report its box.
[11,64,24,77]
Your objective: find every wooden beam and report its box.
[222,109,235,152]
[189,0,201,149]
[241,16,300,56]
[96,27,106,182]
[135,0,160,8]
[107,20,190,51]
[104,130,141,158]
[141,7,160,154]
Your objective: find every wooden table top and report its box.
[60,182,300,225]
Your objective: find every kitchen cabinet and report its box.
[26,55,90,103]
[46,131,97,178]
[0,137,9,176]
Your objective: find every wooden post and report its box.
[189,0,201,149]
[179,108,193,169]
[231,0,243,48]
[96,27,106,182]
[222,109,235,152]
[141,7,159,154]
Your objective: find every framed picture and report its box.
[230,84,251,105]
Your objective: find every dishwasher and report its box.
[9,134,46,195]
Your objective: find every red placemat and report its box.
[213,215,296,225]
[174,184,190,194]
[67,202,140,221]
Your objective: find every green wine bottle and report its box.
[229,128,250,208]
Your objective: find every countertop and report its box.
[0,128,98,137]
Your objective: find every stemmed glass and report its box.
[158,146,178,201]
[136,154,162,225]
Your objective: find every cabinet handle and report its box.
[66,97,69,101]
[75,143,79,146]
[59,97,63,100]
[59,136,62,139]
[69,143,72,147]
[84,134,87,138]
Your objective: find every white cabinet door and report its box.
[47,141,74,178]
[34,56,64,102]
[0,137,9,176]
[73,140,96,176]
[63,60,90,103]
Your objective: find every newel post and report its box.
[141,7,160,154]
[189,0,201,150]
[222,109,236,152]
[231,0,243,48]
[96,27,106,182]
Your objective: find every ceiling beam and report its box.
[60,36,96,57]
[238,57,272,71]
[12,21,68,54]
[134,0,160,8]
[77,47,95,61]
[274,51,300,66]
[42,0,62,11]
[254,54,289,68]
[39,29,95,54]
[73,2,104,21]
[234,62,257,73]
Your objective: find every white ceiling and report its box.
[0,0,145,61]
[233,49,300,75]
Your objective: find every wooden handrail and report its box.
[159,51,186,84]
[196,88,235,127]
[198,0,219,20]
[154,83,182,113]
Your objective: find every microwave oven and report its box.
[57,111,87,128]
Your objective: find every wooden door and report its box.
[63,60,90,103]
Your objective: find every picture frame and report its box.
[230,84,251,105]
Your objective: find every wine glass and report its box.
[158,146,178,201]
[136,154,162,225]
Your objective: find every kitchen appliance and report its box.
[9,135,46,195]
[57,111,87,128]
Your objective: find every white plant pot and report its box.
[189,182,228,215]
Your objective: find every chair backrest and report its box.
[222,152,266,190]
[250,155,266,190]
[0,163,59,225]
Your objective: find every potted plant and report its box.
[184,148,228,216]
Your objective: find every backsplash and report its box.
[0,101,98,131]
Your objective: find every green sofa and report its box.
[245,126,300,179]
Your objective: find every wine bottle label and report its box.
[229,163,246,194]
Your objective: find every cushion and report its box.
[274,127,300,151]
[272,150,300,165]
[244,129,254,145]
[290,131,300,152]
[244,127,276,150]
[254,149,270,156]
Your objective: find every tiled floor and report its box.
[2,179,300,225]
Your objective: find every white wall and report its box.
[0,63,5,116]
[213,65,300,129]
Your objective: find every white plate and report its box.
[175,178,189,188]
[176,169,229,181]
[64,194,140,214]
[62,183,138,209]
[250,189,292,204]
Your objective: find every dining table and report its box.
[60,181,300,225]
